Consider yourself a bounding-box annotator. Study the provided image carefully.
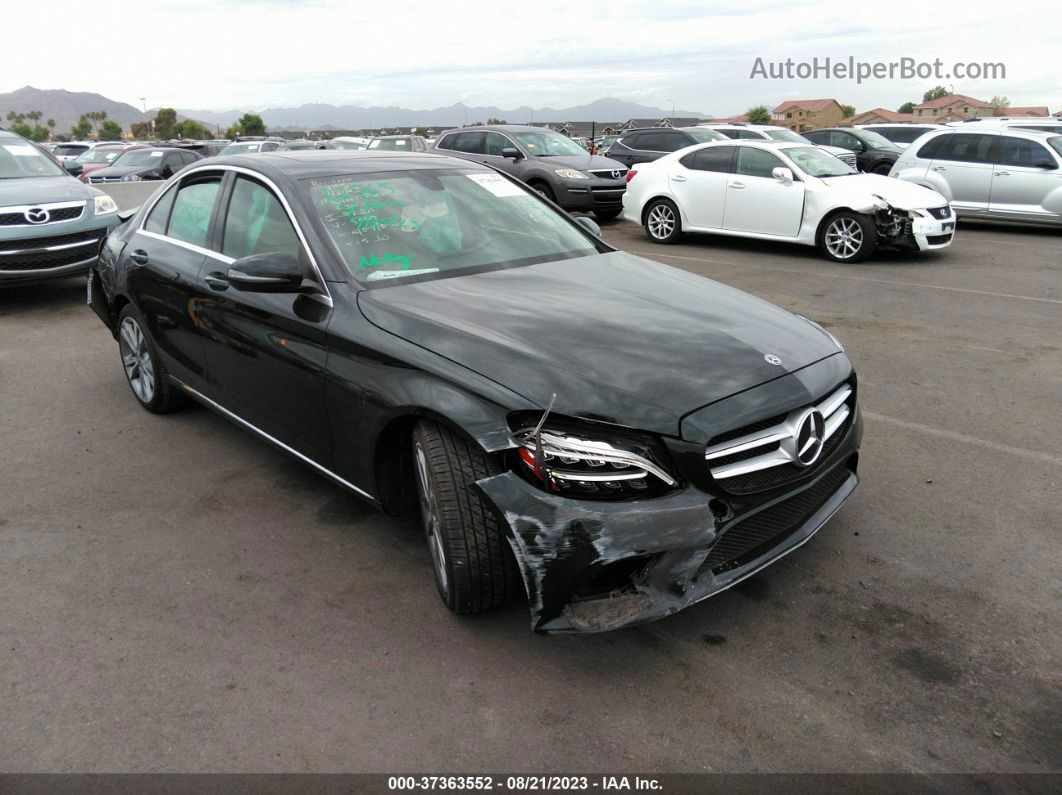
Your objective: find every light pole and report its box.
[139,97,147,113]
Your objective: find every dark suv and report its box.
[802,127,901,174]
[432,125,628,220]
[607,127,726,167]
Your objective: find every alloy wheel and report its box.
[824,217,863,260]
[119,316,155,403]
[414,441,449,597]
[647,204,676,239]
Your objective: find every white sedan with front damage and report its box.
[622,139,955,262]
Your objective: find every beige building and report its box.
[772,99,846,131]
[912,94,994,122]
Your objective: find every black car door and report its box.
[126,171,224,390]
[194,172,334,467]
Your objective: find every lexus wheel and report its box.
[819,211,877,263]
[116,304,187,413]
[412,421,519,614]
[643,199,682,244]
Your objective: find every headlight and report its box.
[797,314,844,351]
[122,174,142,182]
[554,168,589,180]
[514,425,678,499]
[93,194,118,215]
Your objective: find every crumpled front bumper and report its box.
[475,410,862,634]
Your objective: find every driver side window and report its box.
[221,176,301,260]
[734,148,784,178]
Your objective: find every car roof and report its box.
[919,126,1057,139]
[200,150,487,181]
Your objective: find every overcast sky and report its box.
[10,0,1060,114]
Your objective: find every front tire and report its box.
[871,161,893,175]
[529,181,556,203]
[643,198,682,244]
[412,421,519,614]
[819,211,877,263]
[117,304,187,413]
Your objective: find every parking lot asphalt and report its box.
[1,219,1059,774]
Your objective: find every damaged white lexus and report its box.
[623,139,955,262]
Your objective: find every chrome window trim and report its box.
[172,378,375,502]
[136,164,332,301]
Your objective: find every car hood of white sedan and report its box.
[817,173,946,210]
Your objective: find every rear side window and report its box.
[934,133,998,164]
[735,147,784,178]
[143,185,177,234]
[680,146,735,172]
[637,132,667,151]
[435,134,455,150]
[998,136,1052,167]
[167,176,222,247]
[451,132,485,154]
[222,176,300,259]
[661,131,692,151]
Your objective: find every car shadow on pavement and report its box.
[0,275,86,314]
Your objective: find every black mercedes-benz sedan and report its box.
[88,150,862,634]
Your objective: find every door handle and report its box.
[993,171,1010,176]
[204,272,230,291]
[727,181,746,189]
[671,175,687,182]
[930,166,947,172]
[128,249,149,265]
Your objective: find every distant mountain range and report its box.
[0,87,709,134]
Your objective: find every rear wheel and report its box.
[819,211,877,263]
[643,198,682,244]
[117,304,187,413]
[412,421,519,614]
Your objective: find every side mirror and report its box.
[227,250,313,293]
[1035,159,1057,169]
[573,215,601,236]
[63,161,83,176]
[772,166,794,182]
[500,147,523,160]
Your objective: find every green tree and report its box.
[414,127,428,137]
[224,123,241,139]
[46,118,55,130]
[154,108,178,140]
[746,104,771,124]
[130,121,152,139]
[897,101,915,114]
[70,115,92,139]
[840,104,856,118]
[11,122,33,138]
[174,118,210,139]
[7,111,26,124]
[236,113,266,136]
[922,86,949,102]
[99,119,123,140]
[486,117,507,125]
[989,95,1010,114]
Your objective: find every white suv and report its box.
[945,116,1062,135]
[700,123,859,170]
[889,127,1062,225]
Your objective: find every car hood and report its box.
[818,144,852,155]
[818,173,947,209]
[356,251,841,437]
[533,153,627,172]
[0,175,99,206]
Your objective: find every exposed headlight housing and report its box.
[122,174,142,182]
[513,423,678,499]
[554,168,589,180]
[93,194,118,215]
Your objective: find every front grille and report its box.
[588,169,627,180]
[698,464,850,577]
[837,153,857,168]
[926,205,951,220]
[705,382,855,495]
[0,228,106,272]
[89,176,123,183]
[590,186,625,206]
[926,233,953,245]
[0,204,85,226]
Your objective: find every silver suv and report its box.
[700,123,858,170]
[889,128,1062,225]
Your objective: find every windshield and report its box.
[0,141,66,178]
[77,148,126,164]
[512,131,588,157]
[53,144,89,157]
[114,150,167,167]
[304,168,597,283]
[785,146,856,177]
[763,128,807,143]
[856,129,898,149]
[333,140,367,150]
[220,142,263,155]
[368,138,411,150]
[681,128,726,143]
